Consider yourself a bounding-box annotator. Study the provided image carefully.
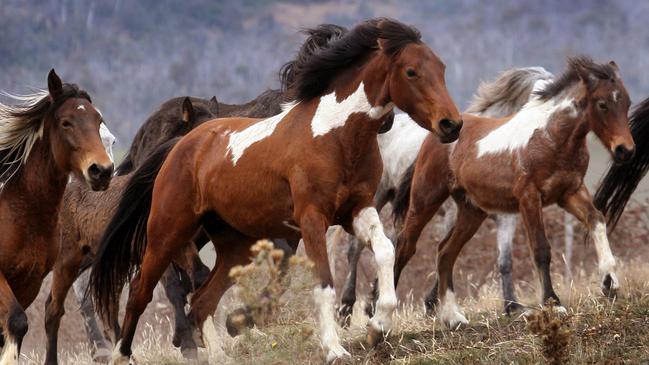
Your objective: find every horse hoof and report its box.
[504,301,524,316]
[602,273,619,299]
[181,346,198,360]
[225,307,254,337]
[366,325,385,347]
[92,347,112,363]
[424,299,438,316]
[336,304,353,328]
[325,345,350,364]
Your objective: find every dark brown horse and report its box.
[391,57,634,329]
[0,70,113,364]
[90,18,462,363]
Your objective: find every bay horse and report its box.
[0,69,113,364]
[594,97,649,229]
[43,97,219,365]
[90,18,462,363]
[390,57,634,329]
[338,66,554,321]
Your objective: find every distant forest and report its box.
[2,0,649,151]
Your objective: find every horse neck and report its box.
[7,130,69,217]
[545,95,591,155]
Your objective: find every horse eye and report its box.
[406,68,417,78]
[597,101,608,111]
[61,120,73,129]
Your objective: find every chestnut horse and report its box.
[0,70,113,364]
[90,18,462,363]
[391,57,633,329]
[338,66,554,321]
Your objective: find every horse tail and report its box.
[89,137,179,322]
[466,67,554,118]
[279,24,348,95]
[114,151,134,176]
[392,162,416,226]
[594,98,649,230]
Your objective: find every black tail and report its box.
[114,151,134,176]
[279,24,348,95]
[89,138,179,323]
[392,162,416,226]
[594,97,649,230]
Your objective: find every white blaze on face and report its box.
[76,104,86,111]
[311,81,393,137]
[99,122,116,163]
[226,103,297,166]
[476,94,577,158]
[612,90,620,103]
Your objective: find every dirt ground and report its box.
[19,137,649,362]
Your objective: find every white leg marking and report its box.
[313,286,349,362]
[496,214,516,268]
[202,315,228,363]
[111,340,132,365]
[592,222,619,290]
[564,213,574,281]
[438,289,468,329]
[325,226,345,283]
[0,338,18,365]
[353,207,397,333]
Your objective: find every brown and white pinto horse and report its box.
[0,70,113,364]
[391,57,634,329]
[90,18,461,363]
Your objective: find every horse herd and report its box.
[0,17,648,364]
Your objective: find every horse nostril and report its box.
[88,164,101,179]
[614,145,634,162]
[439,119,462,135]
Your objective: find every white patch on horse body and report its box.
[377,114,428,189]
[0,338,18,365]
[476,96,576,158]
[353,207,397,333]
[592,222,619,289]
[313,286,349,362]
[76,104,86,111]
[438,289,468,329]
[226,103,297,166]
[311,82,393,137]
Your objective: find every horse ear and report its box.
[48,69,63,99]
[182,97,195,124]
[208,96,219,116]
[609,61,621,79]
[575,63,598,90]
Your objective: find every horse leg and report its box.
[518,186,562,309]
[436,199,487,329]
[187,231,256,363]
[0,273,28,365]
[161,265,195,351]
[338,233,363,326]
[72,271,112,362]
[44,252,85,365]
[114,212,199,364]
[560,186,618,298]
[190,228,211,289]
[563,212,574,284]
[495,214,523,314]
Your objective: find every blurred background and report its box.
[2,0,649,153]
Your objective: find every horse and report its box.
[337,66,555,322]
[594,97,649,229]
[89,18,462,363]
[390,56,634,329]
[0,69,113,364]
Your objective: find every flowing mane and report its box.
[466,67,554,117]
[534,56,617,101]
[279,24,348,96]
[0,84,90,186]
[292,18,422,101]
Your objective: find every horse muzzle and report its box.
[613,144,635,164]
[86,163,114,191]
[438,118,463,143]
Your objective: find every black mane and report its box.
[292,18,422,101]
[535,56,617,101]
